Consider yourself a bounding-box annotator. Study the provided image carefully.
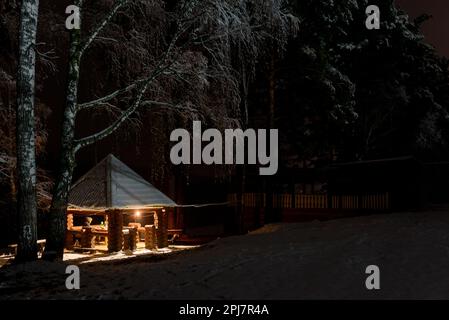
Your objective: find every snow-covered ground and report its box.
[1,211,449,300]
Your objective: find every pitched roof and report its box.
[68,154,176,210]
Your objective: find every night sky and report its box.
[396,0,449,58]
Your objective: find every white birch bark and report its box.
[44,0,128,260]
[16,0,39,262]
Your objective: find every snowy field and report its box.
[1,211,449,300]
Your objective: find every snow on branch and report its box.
[73,0,299,151]
[73,66,168,151]
[76,78,145,111]
[79,0,129,57]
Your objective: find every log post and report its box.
[123,227,137,251]
[65,213,74,249]
[130,227,137,251]
[123,229,130,251]
[67,213,74,229]
[107,209,123,252]
[155,209,168,248]
[163,210,168,248]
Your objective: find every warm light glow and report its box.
[135,211,141,217]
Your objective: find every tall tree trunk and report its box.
[43,0,128,260]
[15,0,39,262]
[42,149,76,260]
[43,18,81,261]
[9,169,16,202]
[7,91,17,201]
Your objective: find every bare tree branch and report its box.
[79,0,129,57]
[143,101,200,115]
[74,81,150,151]
[74,0,298,151]
[76,78,145,111]
[74,64,172,150]
[73,19,191,149]
[77,15,191,112]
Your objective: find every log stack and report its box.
[144,225,156,250]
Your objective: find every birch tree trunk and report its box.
[15,0,39,262]
[42,19,81,261]
[43,0,129,261]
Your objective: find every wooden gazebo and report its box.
[66,154,177,253]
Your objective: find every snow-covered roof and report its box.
[68,154,176,210]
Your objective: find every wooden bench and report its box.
[168,229,183,235]
[66,227,108,249]
[7,239,46,256]
[168,229,183,243]
[72,247,99,254]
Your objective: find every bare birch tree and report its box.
[43,0,298,260]
[15,0,40,261]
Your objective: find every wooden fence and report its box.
[229,193,390,211]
